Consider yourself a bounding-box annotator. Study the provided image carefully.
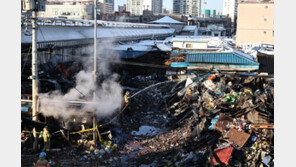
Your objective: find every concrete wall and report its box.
[236,2,274,47]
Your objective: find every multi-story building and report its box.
[127,0,142,16]
[236,0,274,47]
[197,15,232,36]
[44,0,113,16]
[173,0,181,14]
[98,0,114,14]
[126,0,163,15]
[152,0,163,14]
[45,0,92,3]
[222,0,238,23]
[173,0,202,16]
[118,4,126,12]
[39,3,94,20]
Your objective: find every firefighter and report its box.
[124,91,130,106]
[184,87,192,101]
[39,126,51,152]
[35,152,50,167]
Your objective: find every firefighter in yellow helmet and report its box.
[39,126,51,152]
[124,91,130,106]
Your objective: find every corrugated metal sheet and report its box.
[185,52,259,66]
[170,62,259,71]
[21,26,175,43]
[171,50,219,57]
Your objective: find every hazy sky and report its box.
[114,0,223,12]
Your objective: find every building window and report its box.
[265,6,268,9]
[264,18,267,22]
[273,30,274,37]
[264,31,267,34]
[186,44,192,48]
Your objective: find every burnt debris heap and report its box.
[22,72,274,166]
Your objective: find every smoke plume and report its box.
[39,39,123,120]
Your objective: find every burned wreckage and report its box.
[22,64,274,166]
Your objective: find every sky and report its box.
[114,0,223,12]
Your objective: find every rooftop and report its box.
[239,0,274,3]
[172,36,220,43]
[182,26,198,32]
[150,16,184,24]
[184,51,258,65]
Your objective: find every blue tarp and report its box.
[21,104,30,112]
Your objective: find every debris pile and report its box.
[160,73,274,166]
[21,72,274,167]
[164,54,185,66]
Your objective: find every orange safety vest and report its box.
[186,88,192,95]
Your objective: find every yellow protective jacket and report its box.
[39,130,51,142]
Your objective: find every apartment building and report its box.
[236,0,274,47]
[223,0,238,22]
[126,0,162,15]
[173,0,202,17]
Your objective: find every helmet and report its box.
[40,152,46,158]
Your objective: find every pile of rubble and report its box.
[164,55,185,66]
[159,73,274,166]
[21,72,274,167]
[94,73,274,166]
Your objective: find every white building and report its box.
[45,0,113,14]
[173,0,202,16]
[127,0,142,16]
[40,4,94,20]
[126,0,163,15]
[172,36,223,50]
[222,0,238,22]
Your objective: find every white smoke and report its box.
[118,15,126,22]
[39,39,123,120]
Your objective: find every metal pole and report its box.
[93,0,97,85]
[93,0,98,144]
[32,10,39,151]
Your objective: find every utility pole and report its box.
[93,0,98,144]
[31,8,39,152]
[32,10,38,126]
[22,0,45,151]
